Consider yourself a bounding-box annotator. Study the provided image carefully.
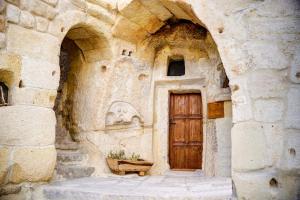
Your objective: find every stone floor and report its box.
[33,171,234,200]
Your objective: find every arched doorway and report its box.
[54,25,112,179]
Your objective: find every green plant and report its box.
[107,150,126,160]
[107,150,141,161]
[129,153,140,161]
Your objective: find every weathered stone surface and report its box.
[140,0,172,21]
[36,16,49,32]
[118,0,164,33]
[254,99,284,123]
[284,86,300,129]
[279,130,300,174]
[20,56,60,90]
[246,40,289,70]
[6,4,20,24]
[233,171,276,200]
[290,45,300,83]
[232,122,270,171]
[41,0,58,7]
[230,76,253,123]
[0,15,6,32]
[248,70,286,99]
[35,174,233,200]
[10,146,56,183]
[6,24,60,62]
[20,11,35,28]
[0,32,5,48]
[9,87,57,108]
[21,0,58,20]
[6,0,20,7]
[0,105,55,146]
[0,147,10,185]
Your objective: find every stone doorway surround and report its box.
[152,79,208,175]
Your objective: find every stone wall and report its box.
[0,0,299,199]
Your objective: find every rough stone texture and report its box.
[232,122,270,171]
[19,11,34,28]
[6,4,20,24]
[10,146,56,183]
[35,16,49,32]
[0,0,299,199]
[0,147,10,185]
[254,99,284,123]
[0,106,55,146]
[284,86,300,129]
[33,173,233,200]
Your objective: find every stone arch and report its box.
[53,20,113,179]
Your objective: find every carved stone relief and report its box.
[105,101,143,127]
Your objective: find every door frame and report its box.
[151,82,208,175]
[168,92,203,171]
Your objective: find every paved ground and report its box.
[34,171,233,200]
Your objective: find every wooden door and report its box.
[169,93,203,170]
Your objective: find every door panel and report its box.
[169,93,203,170]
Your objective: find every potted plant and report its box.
[106,150,153,176]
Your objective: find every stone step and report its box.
[57,151,87,164]
[34,176,233,200]
[55,165,95,179]
[55,142,80,150]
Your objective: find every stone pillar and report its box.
[0,7,60,185]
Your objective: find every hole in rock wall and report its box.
[296,72,300,79]
[101,65,107,72]
[167,57,185,76]
[218,27,224,34]
[269,178,278,188]
[128,51,132,57]
[0,82,8,106]
[122,49,126,55]
[18,80,24,88]
[289,148,296,157]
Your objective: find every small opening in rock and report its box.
[128,51,132,57]
[289,148,296,157]
[52,71,56,76]
[61,27,64,32]
[19,80,24,88]
[0,82,8,106]
[122,49,126,55]
[269,178,278,188]
[218,27,224,34]
[296,72,300,78]
[101,65,107,72]
[138,74,147,81]
[167,56,185,76]
[231,85,239,92]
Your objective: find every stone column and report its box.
[0,5,60,185]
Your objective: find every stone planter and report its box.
[106,158,153,176]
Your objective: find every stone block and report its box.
[233,171,277,200]
[21,0,58,20]
[140,0,173,21]
[290,45,300,83]
[41,0,58,7]
[0,15,6,32]
[118,0,164,33]
[9,146,56,183]
[35,16,49,32]
[230,76,253,123]
[0,32,5,49]
[0,105,55,146]
[232,122,270,171]
[248,70,285,99]
[0,147,10,185]
[9,86,57,108]
[20,56,60,90]
[245,40,289,70]
[6,0,20,6]
[284,86,300,129]
[279,130,300,174]
[6,4,20,24]
[20,11,35,29]
[6,24,60,63]
[254,99,284,123]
